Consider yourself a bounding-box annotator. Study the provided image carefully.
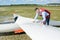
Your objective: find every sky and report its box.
[0,0,60,5]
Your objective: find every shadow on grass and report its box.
[0,32,26,36]
[53,26,60,27]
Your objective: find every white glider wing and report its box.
[16,15,60,40]
[0,14,21,33]
[0,23,20,32]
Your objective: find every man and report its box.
[34,8,51,25]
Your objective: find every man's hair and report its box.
[35,8,38,11]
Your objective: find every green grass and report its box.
[0,6,60,20]
[0,32,31,40]
[0,6,60,40]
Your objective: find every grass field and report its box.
[0,6,60,40]
[0,32,31,40]
[0,6,60,20]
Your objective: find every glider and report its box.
[15,14,60,40]
[0,14,60,40]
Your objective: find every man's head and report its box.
[35,8,39,11]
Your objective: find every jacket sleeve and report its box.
[42,12,46,22]
[34,12,38,21]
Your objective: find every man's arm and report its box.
[42,11,46,23]
[34,13,38,21]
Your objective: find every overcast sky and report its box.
[0,0,60,5]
